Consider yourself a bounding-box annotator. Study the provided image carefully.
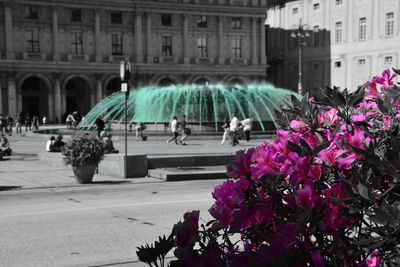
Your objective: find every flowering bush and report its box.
[63,135,104,166]
[137,69,400,266]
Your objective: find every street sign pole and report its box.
[120,61,131,179]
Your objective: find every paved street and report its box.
[0,128,267,266]
[0,180,223,267]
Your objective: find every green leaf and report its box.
[393,67,400,76]
[287,141,303,155]
[299,138,312,154]
[312,141,331,156]
[357,183,371,200]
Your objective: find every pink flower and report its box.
[311,250,326,267]
[227,148,254,179]
[383,115,391,130]
[374,69,397,90]
[352,113,365,122]
[366,251,380,267]
[318,108,340,125]
[308,165,323,180]
[174,210,200,248]
[337,153,359,170]
[318,149,346,166]
[295,182,319,209]
[366,80,379,99]
[290,119,308,132]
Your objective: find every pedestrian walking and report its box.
[221,117,230,145]
[135,122,146,141]
[95,115,105,138]
[42,116,47,125]
[15,113,22,134]
[32,115,40,130]
[167,116,179,144]
[229,114,240,146]
[179,115,189,145]
[6,115,13,136]
[24,113,31,132]
[241,116,252,142]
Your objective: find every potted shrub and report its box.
[62,135,104,184]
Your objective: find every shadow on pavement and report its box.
[91,181,131,185]
[0,186,22,191]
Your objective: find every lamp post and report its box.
[120,61,131,178]
[291,19,310,96]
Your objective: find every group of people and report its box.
[45,135,65,152]
[2,113,47,136]
[221,114,252,146]
[167,115,190,145]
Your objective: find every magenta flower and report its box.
[352,113,366,122]
[295,182,319,209]
[318,149,346,166]
[311,250,326,267]
[366,251,380,267]
[227,149,254,179]
[374,69,397,90]
[382,115,391,130]
[366,80,379,99]
[174,210,200,248]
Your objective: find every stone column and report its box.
[372,0,379,39]
[53,73,62,124]
[251,18,257,65]
[0,74,4,114]
[135,12,143,63]
[48,87,54,122]
[146,13,153,63]
[347,0,353,42]
[52,6,59,61]
[95,9,102,62]
[217,16,224,65]
[182,14,190,64]
[95,73,103,102]
[7,72,17,118]
[260,18,266,65]
[4,1,15,59]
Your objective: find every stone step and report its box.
[148,166,228,181]
[147,154,235,169]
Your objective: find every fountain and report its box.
[77,83,298,132]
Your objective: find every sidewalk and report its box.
[0,157,162,191]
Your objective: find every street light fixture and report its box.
[291,19,310,96]
[120,61,131,178]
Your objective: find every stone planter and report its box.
[72,164,97,184]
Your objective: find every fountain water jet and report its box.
[77,84,298,132]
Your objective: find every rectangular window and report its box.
[71,31,83,54]
[111,33,123,55]
[336,0,342,5]
[197,36,208,58]
[26,29,40,53]
[386,12,394,37]
[197,16,207,28]
[358,58,366,66]
[231,37,242,58]
[25,6,39,19]
[111,12,122,24]
[335,61,342,68]
[313,26,320,46]
[313,3,320,10]
[161,14,172,26]
[335,21,342,43]
[162,36,172,57]
[359,17,366,41]
[384,56,393,64]
[313,62,320,71]
[292,8,298,15]
[231,18,241,29]
[71,9,82,22]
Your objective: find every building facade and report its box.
[0,0,267,122]
[266,0,400,95]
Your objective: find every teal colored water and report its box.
[77,84,297,131]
